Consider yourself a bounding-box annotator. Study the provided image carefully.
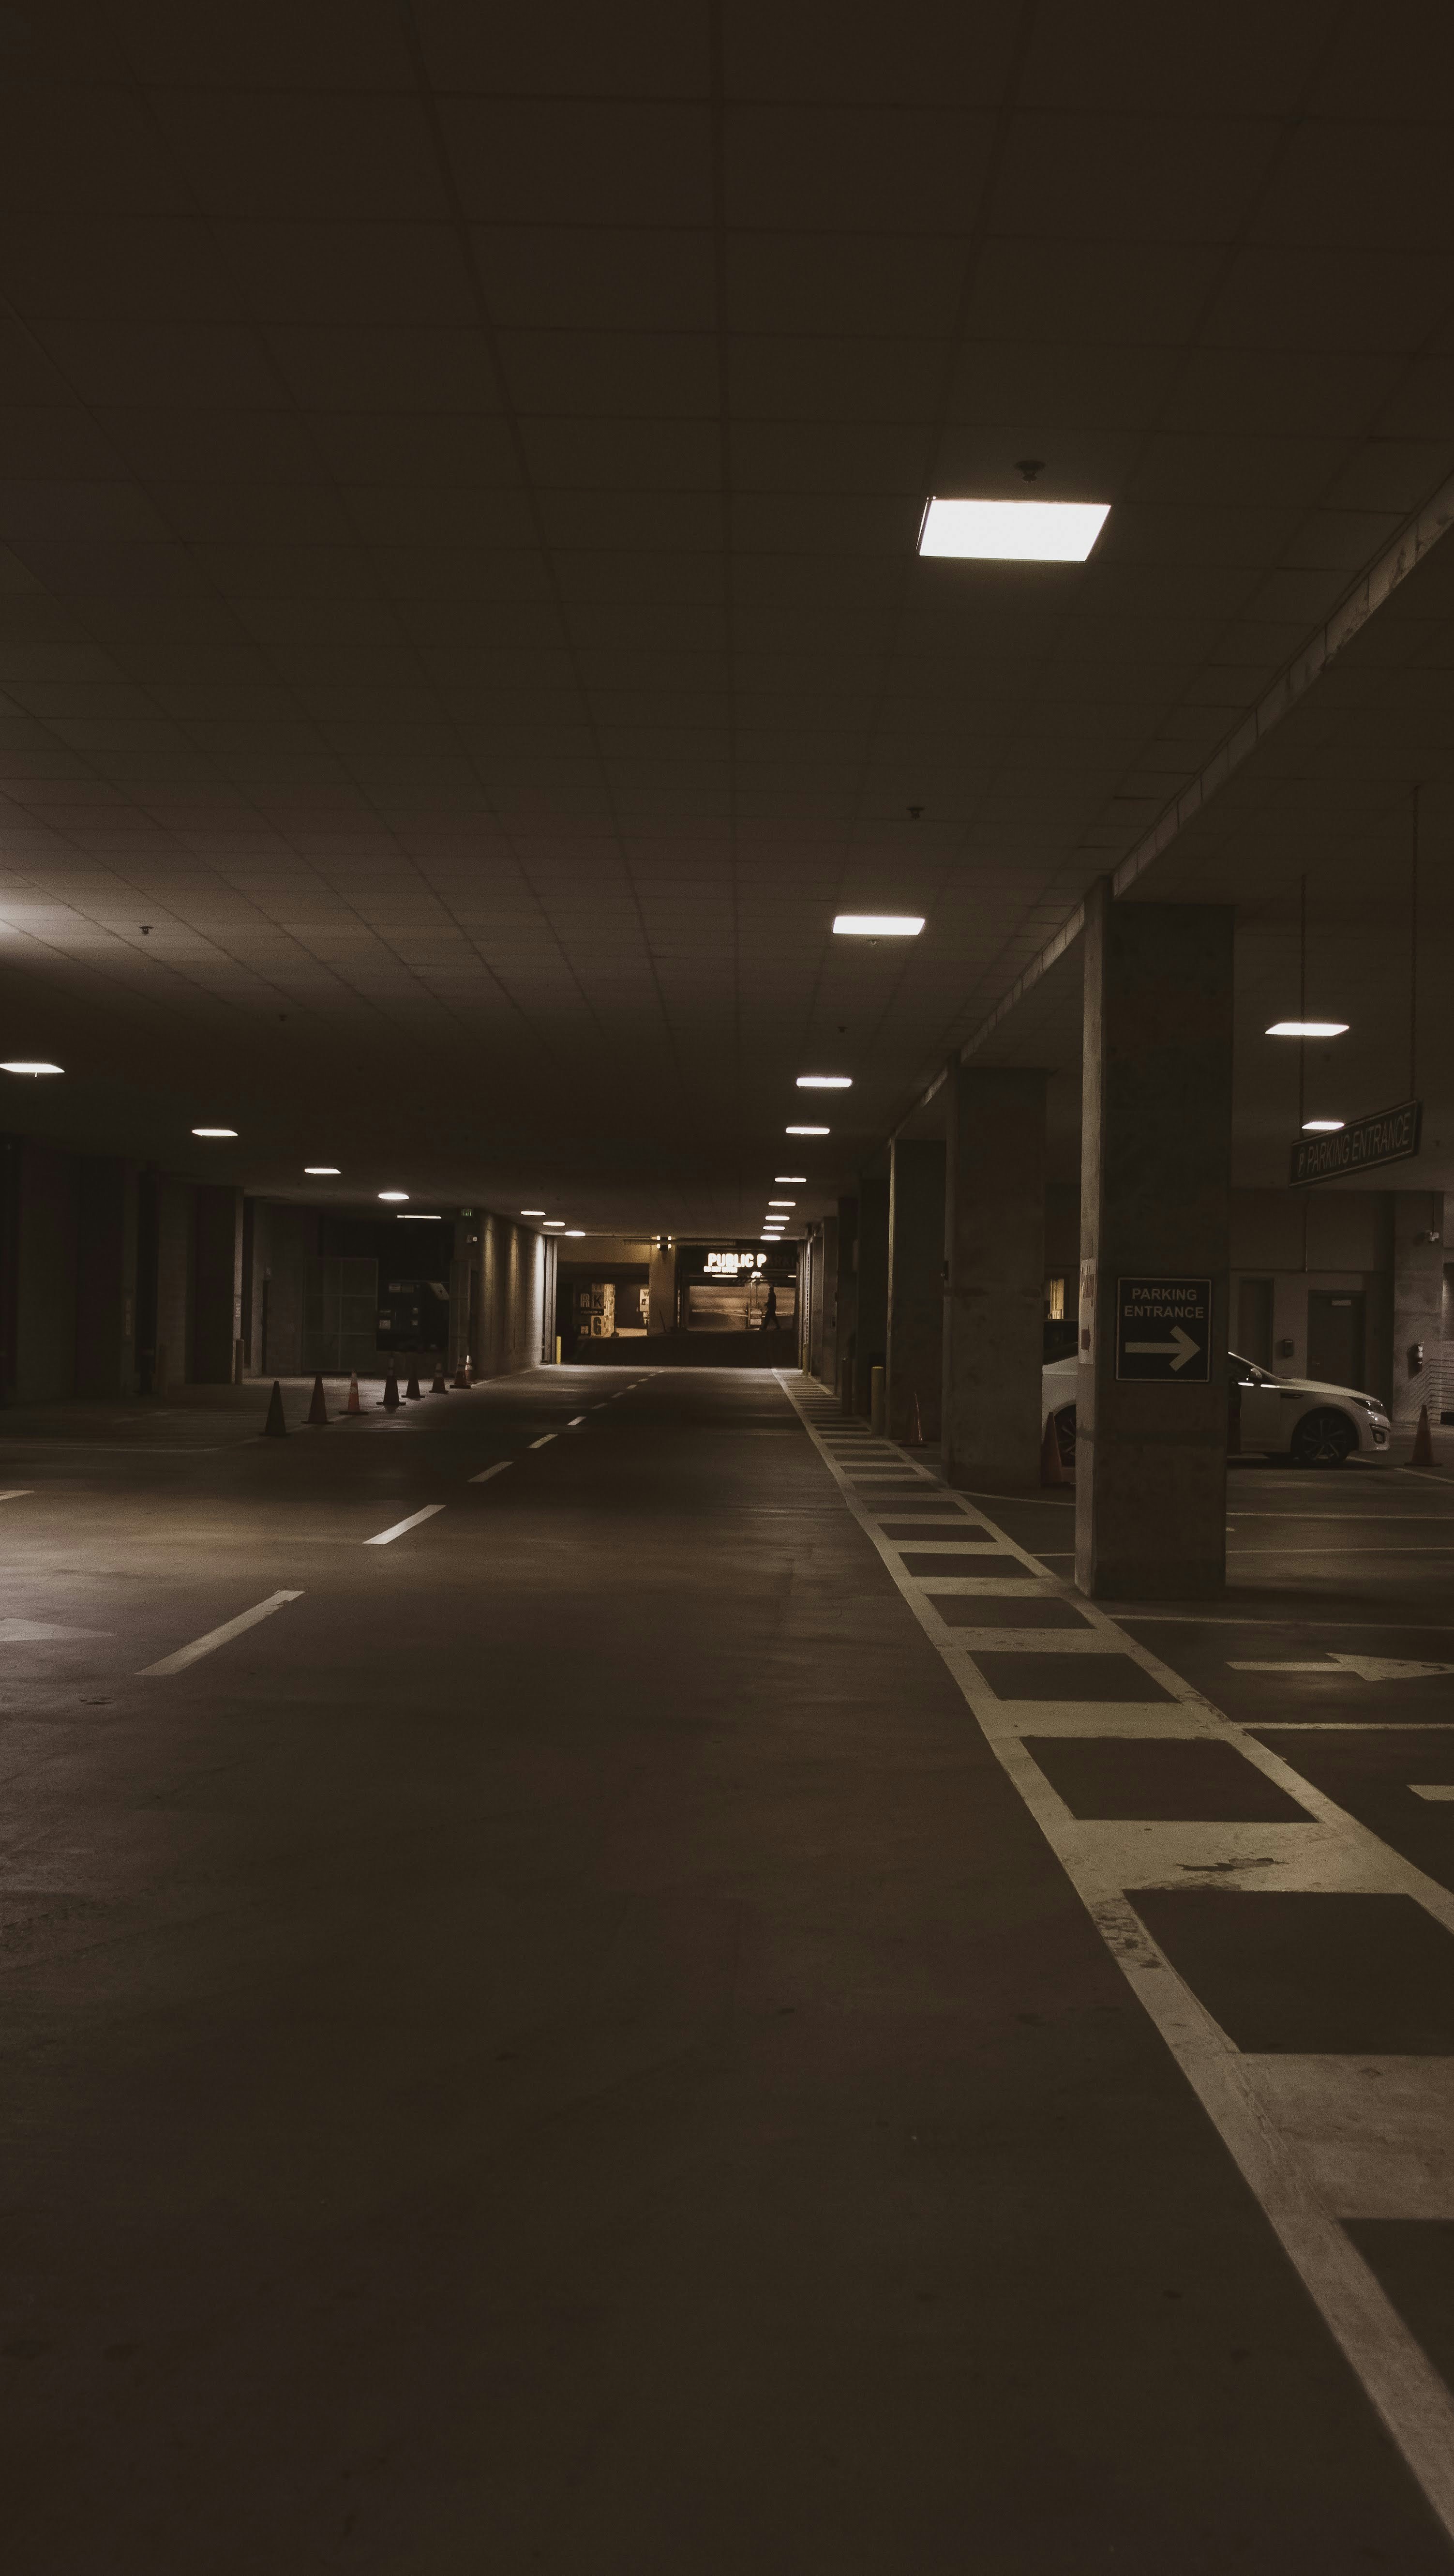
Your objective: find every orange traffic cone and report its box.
[453,1355,471,1388]
[430,1361,448,1394]
[345,1372,361,1416]
[1041,1408,1068,1487]
[1412,1402,1435,1468]
[307,1373,329,1427]
[262,1379,287,1438]
[381,1369,400,1411]
[405,1368,422,1401]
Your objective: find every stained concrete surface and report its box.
[2,1368,1450,2569]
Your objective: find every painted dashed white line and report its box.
[779,1370,1454,2544]
[0,1489,32,1503]
[469,1462,511,1484]
[364,1505,445,1546]
[568,1415,586,1427]
[140,1589,302,1676]
[1410,1785,1454,1801]
[0,1617,112,1641]
[529,1434,555,1450]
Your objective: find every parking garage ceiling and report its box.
[1,1,1453,1226]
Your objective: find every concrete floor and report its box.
[3,1366,1453,2569]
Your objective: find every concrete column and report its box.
[647,1238,675,1334]
[75,1156,138,1398]
[192,1185,243,1383]
[942,1067,1046,1491]
[1390,1190,1444,1428]
[834,1196,858,1406]
[819,1212,839,1381]
[886,1138,944,1443]
[807,1223,826,1381]
[853,1177,889,1416]
[1076,882,1233,1600]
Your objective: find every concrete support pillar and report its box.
[807,1222,826,1381]
[942,1067,1046,1491]
[886,1138,944,1443]
[819,1212,839,1381]
[647,1238,675,1334]
[1076,882,1233,1600]
[1390,1190,1444,1429]
[853,1177,889,1416]
[192,1185,243,1383]
[75,1156,138,1398]
[834,1196,858,1406]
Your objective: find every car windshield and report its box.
[1229,1352,1281,1385]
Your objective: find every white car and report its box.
[1041,1351,1392,1469]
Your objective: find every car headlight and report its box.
[1353,1397,1388,1422]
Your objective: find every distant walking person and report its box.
[763,1283,778,1331]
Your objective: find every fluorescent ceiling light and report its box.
[1302,1118,1345,1132]
[564,1228,585,1236]
[304,1165,340,1175]
[0,1059,62,1075]
[542,1220,565,1228]
[918,497,1110,562]
[193,1126,237,1138]
[796,1074,851,1088]
[378,1190,408,1202]
[787,1125,829,1135]
[776,1175,806,1183]
[1267,1021,1348,1038]
[520,1207,544,1215]
[397,1212,441,1221]
[833,914,924,937]
[768,1199,794,1207]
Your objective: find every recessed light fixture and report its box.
[520,1208,544,1216]
[833,914,924,937]
[918,497,1110,562]
[787,1125,829,1136]
[542,1220,565,1229]
[378,1190,408,1202]
[768,1199,795,1207]
[1266,1021,1348,1038]
[304,1165,340,1175]
[0,1060,62,1075]
[397,1212,442,1221]
[796,1074,851,1088]
[564,1228,585,1237]
[776,1175,806,1184]
[192,1126,237,1138]
[1301,1118,1346,1133]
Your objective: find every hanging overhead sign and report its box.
[1289,1100,1421,1187]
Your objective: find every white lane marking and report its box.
[0,1617,112,1640]
[469,1462,511,1484]
[776,1370,1454,2544]
[1127,1613,1454,1631]
[1228,1511,1454,1521]
[529,1433,555,1450]
[0,1489,32,1502]
[364,1505,445,1545]
[1229,1545,1454,1555]
[140,1589,302,1676]
[1410,1784,1454,1801]
[1230,1656,1454,1681]
[568,1415,586,1426]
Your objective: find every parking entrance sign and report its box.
[1115,1276,1212,1382]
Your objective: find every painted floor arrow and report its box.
[1229,1654,1454,1682]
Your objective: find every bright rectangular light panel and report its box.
[919,497,1109,562]
[833,915,924,937]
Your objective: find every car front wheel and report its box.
[1290,1407,1356,1467]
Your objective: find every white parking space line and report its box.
[1410,1785,1454,1801]
[568,1415,586,1426]
[0,1489,32,1503]
[364,1505,445,1546]
[140,1589,302,1676]
[468,1462,511,1484]
[529,1434,555,1450]
[779,1370,1454,2544]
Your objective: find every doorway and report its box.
[1235,1277,1274,1368]
[1306,1290,1366,1390]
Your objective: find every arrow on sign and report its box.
[1125,1326,1201,1370]
[1229,1654,1454,1682]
